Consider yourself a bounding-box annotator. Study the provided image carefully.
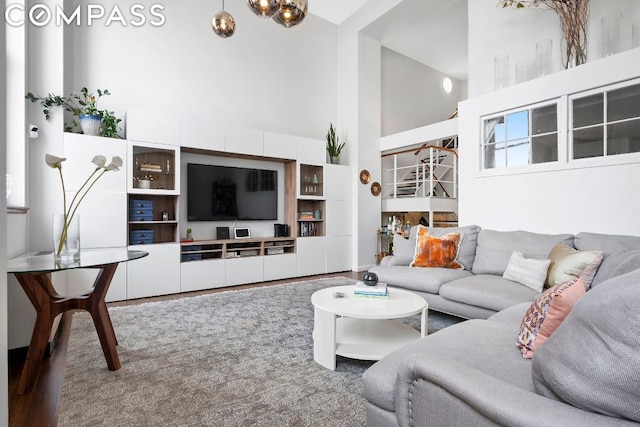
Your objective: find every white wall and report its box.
[381,47,464,136]
[468,0,640,97]
[458,48,640,236]
[63,0,337,140]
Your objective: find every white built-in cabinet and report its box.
[62,133,128,302]
[60,110,352,302]
[296,236,327,277]
[324,164,352,273]
[127,243,181,299]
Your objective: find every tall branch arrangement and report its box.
[499,0,590,68]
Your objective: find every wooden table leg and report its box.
[14,273,62,395]
[85,263,121,371]
[13,262,122,394]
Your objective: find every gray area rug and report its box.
[58,277,463,426]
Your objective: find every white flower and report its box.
[91,155,107,167]
[105,156,123,171]
[46,152,123,257]
[45,154,66,169]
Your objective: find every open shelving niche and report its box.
[128,141,180,245]
[295,162,326,238]
[181,237,296,262]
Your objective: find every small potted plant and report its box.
[26,87,122,138]
[326,122,345,164]
[186,228,193,240]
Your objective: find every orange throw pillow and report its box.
[410,227,463,269]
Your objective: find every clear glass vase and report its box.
[53,214,81,262]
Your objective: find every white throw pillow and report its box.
[503,251,551,292]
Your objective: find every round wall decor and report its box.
[371,181,381,196]
[359,169,371,184]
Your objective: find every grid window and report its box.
[571,82,640,159]
[482,103,558,170]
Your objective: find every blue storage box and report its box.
[129,229,154,245]
[129,200,154,221]
[181,253,202,262]
[131,199,153,209]
[129,207,153,221]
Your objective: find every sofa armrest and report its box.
[395,353,637,427]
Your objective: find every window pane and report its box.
[573,127,604,159]
[506,140,529,166]
[532,134,558,163]
[608,119,640,155]
[573,94,604,128]
[608,83,640,122]
[484,143,506,169]
[506,110,528,140]
[532,104,557,135]
[484,117,504,145]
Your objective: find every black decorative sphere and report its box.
[362,272,379,287]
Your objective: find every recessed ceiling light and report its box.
[442,77,453,94]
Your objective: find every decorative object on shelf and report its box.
[498,0,589,69]
[535,39,553,77]
[515,59,536,83]
[46,153,123,261]
[494,53,509,90]
[601,13,622,58]
[214,0,307,38]
[26,87,122,138]
[326,122,345,164]
[313,209,321,219]
[371,181,381,197]
[212,0,236,38]
[186,228,193,239]
[359,169,370,184]
[362,272,379,287]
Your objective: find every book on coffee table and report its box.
[354,281,388,298]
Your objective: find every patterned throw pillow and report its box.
[503,251,551,292]
[545,242,604,289]
[410,226,463,269]
[516,278,585,359]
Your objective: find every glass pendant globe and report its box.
[247,0,279,18]
[212,11,236,38]
[273,0,308,28]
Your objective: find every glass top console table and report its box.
[7,248,148,394]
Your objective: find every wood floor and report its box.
[7,271,362,427]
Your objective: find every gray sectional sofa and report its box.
[364,227,640,426]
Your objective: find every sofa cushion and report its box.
[472,230,574,276]
[532,269,640,422]
[363,319,534,414]
[516,278,585,359]
[487,302,531,326]
[410,226,463,269]
[368,265,472,294]
[428,225,481,270]
[545,242,603,289]
[503,251,551,292]
[439,275,539,312]
[574,231,640,256]
[386,232,416,266]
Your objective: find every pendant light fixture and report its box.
[273,0,308,28]
[212,0,236,38]
[247,0,280,18]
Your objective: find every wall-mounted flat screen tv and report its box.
[187,163,278,221]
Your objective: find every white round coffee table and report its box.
[311,285,428,371]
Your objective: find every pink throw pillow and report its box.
[516,278,586,359]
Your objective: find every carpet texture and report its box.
[58,277,463,426]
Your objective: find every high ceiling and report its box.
[311,0,469,81]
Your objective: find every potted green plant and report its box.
[26,87,122,138]
[326,122,345,164]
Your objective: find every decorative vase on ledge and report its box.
[53,214,81,262]
[79,114,101,136]
[330,156,339,164]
